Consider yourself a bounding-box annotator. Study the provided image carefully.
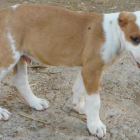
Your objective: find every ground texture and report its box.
[0,0,140,140]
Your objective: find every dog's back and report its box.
[0,4,104,67]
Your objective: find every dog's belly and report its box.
[22,54,82,70]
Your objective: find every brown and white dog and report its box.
[0,4,140,139]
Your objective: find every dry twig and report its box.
[30,83,37,87]
[72,111,87,122]
[19,113,51,125]
[30,65,46,68]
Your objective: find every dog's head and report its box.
[118,11,140,68]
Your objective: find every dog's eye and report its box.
[131,36,140,43]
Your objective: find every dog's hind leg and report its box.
[0,65,18,120]
[0,31,21,120]
[0,66,13,121]
[13,57,49,110]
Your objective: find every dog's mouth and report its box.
[130,52,140,68]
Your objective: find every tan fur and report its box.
[0,7,16,68]
[7,4,105,94]
[0,4,105,94]
[81,15,105,94]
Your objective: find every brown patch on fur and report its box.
[118,11,140,46]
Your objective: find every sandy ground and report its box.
[0,0,140,140]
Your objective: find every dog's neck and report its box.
[101,12,127,67]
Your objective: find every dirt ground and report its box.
[0,0,140,140]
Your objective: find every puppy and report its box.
[0,4,140,139]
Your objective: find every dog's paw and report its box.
[28,97,49,110]
[0,107,11,121]
[87,120,106,139]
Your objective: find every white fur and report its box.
[72,71,85,114]
[102,11,140,66]
[7,32,20,60]
[12,4,20,10]
[13,60,49,110]
[101,13,126,65]
[85,94,106,138]
[134,11,140,28]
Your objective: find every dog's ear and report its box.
[118,11,135,27]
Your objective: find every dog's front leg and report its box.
[82,67,106,139]
[85,93,106,138]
